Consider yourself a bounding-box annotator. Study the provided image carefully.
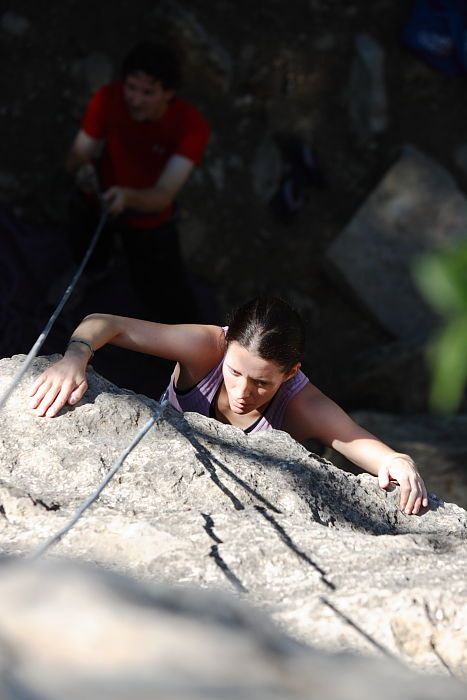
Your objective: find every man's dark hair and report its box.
[226,297,305,373]
[122,42,182,90]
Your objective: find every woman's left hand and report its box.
[378,454,428,515]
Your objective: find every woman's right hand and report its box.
[29,356,88,418]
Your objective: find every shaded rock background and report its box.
[1,355,467,682]
[2,0,467,412]
[326,411,467,510]
[324,146,467,341]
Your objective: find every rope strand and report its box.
[28,397,168,560]
[0,207,109,414]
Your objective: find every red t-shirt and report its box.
[81,81,210,229]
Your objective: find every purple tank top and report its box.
[167,329,309,434]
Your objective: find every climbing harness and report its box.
[0,206,109,414]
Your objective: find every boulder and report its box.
[0,355,467,679]
[0,558,465,699]
[0,171,20,197]
[178,211,208,261]
[454,143,467,176]
[69,51,114,117]
[152,0,232,92]
[348,34,388,141]
[344,339,431,413]
[251,137,283,202]
[324,147,467,340]
[70,51,114,95]
[1,11,30,36]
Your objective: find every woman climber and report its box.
[30,296,428,515]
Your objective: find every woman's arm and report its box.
[30,314,223,418]
[284,384,428,515]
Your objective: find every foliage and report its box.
[414,243,467,413]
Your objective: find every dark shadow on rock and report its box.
[182,426,282,515]
[320,597,397,661]
[164,412,436,657]
[202,512,248,593]
[180,419,459,539]
[164,413,341,590]
[255,506,335,590]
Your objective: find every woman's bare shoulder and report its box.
[174,324,226,388]
[182,324,226,359]
[282,382,331,442]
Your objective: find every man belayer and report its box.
[67,41,210,322]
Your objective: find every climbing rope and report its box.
[0,200,172,558]
[29,393,169,560]
[0,207,109,414]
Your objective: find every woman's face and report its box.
[223,341,299,414]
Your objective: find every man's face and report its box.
[123,71,173,121]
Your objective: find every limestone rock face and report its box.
[0,559,465,700]
[0,355,467,681]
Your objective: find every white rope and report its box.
[0,202,170,559]
[28,397,168,560]
[0,207,109,413]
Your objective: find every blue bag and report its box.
[403,0,467,75]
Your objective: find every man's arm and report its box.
[102,154,195,215]
[67,130,103,171]
[66,130,104,192]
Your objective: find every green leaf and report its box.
[429,316,467,413]
[414,245,467,316]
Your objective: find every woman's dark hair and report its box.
[226,297,305,373]
[122,42,182,90]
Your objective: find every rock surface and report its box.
[1,11,30,36]
[0,355,467,681]
[345,339,431,412]
[454,143,467,176]
[153,0,232,91]
[0,558,465,700]
[348,34,388,140]
[324,146,467,340]
[70,51,114,96]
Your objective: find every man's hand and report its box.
[102,186,129,216]
[67,131,103,191]
[100,155,196,217]
[75,163,99,194]
[378,454,428,515]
